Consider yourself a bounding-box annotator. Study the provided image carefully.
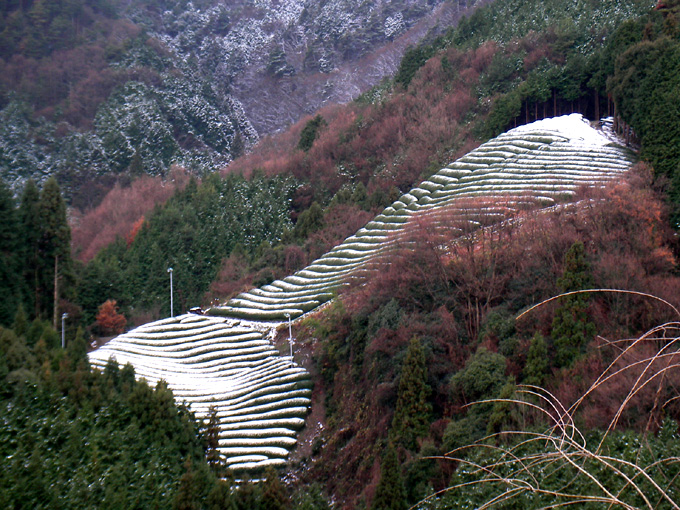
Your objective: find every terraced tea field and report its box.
[89,114,633,471]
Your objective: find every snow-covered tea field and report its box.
[90,114,633,471]
[211,114,632,321]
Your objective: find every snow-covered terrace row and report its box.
[89,114,633,473]
[209,114,632,321]
[89,314,311,471]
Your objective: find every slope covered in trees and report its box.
[0,0,471,202]
[3,0,680,507]
[296,166,680,507]
[84,115,633,480]
[69,0,666,303]
[0,177,72,329]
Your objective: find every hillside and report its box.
[120,0,479,135]
[0,0,474,202]
[3,0,680,507]
[68,0,663,322]
[88,113,636,484]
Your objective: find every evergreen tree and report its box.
[371,443,407,510]
[294,202,324,240]
[128,149,144,176]
[174,458,201,510]
[390,337,432,450]
[298,115,326,152]
[37,177,71,328]
[523,332,549,385]
[235,478,262,510]
[207,479,237,510]
[551,241,596,368]
[66,326,88,365]
[204,405,223,475]
[18,179,41,319]
[261,467,290,510]
[12,305,28,338]
[395,46,433,88]
[486,379,517,435]
[292,483,330,510]
[351,182,368,209]
[0,181,21,326]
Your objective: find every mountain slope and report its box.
[0,0,478,199]
[89,114,632,472]
[210,114,631,320]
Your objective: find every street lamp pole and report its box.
[61,312,68,349]
[167,267,174,318]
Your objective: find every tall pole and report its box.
[61,312,68,349]
[167,267,174,318]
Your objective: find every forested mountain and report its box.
[3,0,680,508]
[0,0,469,203]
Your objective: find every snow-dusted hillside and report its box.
[0,0,479,195]
[89,114,633,472]
[125,0,477,134]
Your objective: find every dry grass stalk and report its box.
[423,290,680,509]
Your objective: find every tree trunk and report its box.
[525,101,529,124]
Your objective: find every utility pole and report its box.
[61,312,68,349]
[167,267,174,318]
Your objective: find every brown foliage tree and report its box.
[70,169,189,262]
[126,216,145,247]
[96,299,127,336]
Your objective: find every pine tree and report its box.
[128,149,144,176]
[18,179,41,319]
[235,478,262,510]
[204,405,223,475]
[390,337,432,450]
[66,326,88,365]
[174,458,201,510]
[207,479,237,510]
[12,305,28,337]
[294,202,324,240]
[551,241,596,368]
[261,467,290,510]
[371,443,407,510]
[297,115,326,152]
[37,177,71,328]
[523,332,549,385]
[0,181,21,326]
[351,182,368,209]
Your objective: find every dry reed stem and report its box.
[422,290,680,508]
[516,289,680,323]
